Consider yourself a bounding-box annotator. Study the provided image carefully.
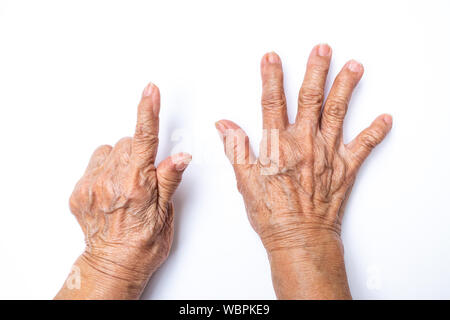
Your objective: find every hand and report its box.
[215,44,392,299]
[56,83,191,299]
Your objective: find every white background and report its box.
[0,0,449,299]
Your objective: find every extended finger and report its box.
[261,52,288,130]
[296,44,332,128]
[132,82,160,167]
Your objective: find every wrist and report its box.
[262,226,351,299]
[55,245,163,300]
[260,221,342,253]
[81,249,153,282]
[84,242,165,279]
[266,229,345,273]
[79,251,150,299]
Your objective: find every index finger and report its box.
[132,82,160,167]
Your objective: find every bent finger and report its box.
[157,152,192,204]
[85,145,112,172]
[347,114,392,169]
[320,60,364,146]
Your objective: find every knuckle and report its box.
[134,127,159,146]
[262,87,285,109]
[158,175,181,196]
[112,137,132,161]
[94,144,112,155]
[324,98,347,120]
[361,131,382,149]
[299,86,324,108]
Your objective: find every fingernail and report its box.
[143,82,154,97]
[215,121,226,134]
[143,82,160,116]
[173,153,192,171]
[267,52,281,64]
[383,114,393,126]
[346,60,363,73]
[317,44,331,57]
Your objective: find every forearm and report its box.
[55,250,155,300]
[266,232,351,300]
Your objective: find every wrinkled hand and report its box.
[216,45,392,299]
[59,83,191,299]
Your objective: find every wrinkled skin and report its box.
[56,83,191,299]
[216,44,392,299]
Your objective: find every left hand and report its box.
[215,45,392,299]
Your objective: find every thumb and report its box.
[156,152,192,204]
[215,120,255,174]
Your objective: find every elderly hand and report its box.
[56,83,191,299]
[215,44,392,299]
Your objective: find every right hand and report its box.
[58,82,191,299]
